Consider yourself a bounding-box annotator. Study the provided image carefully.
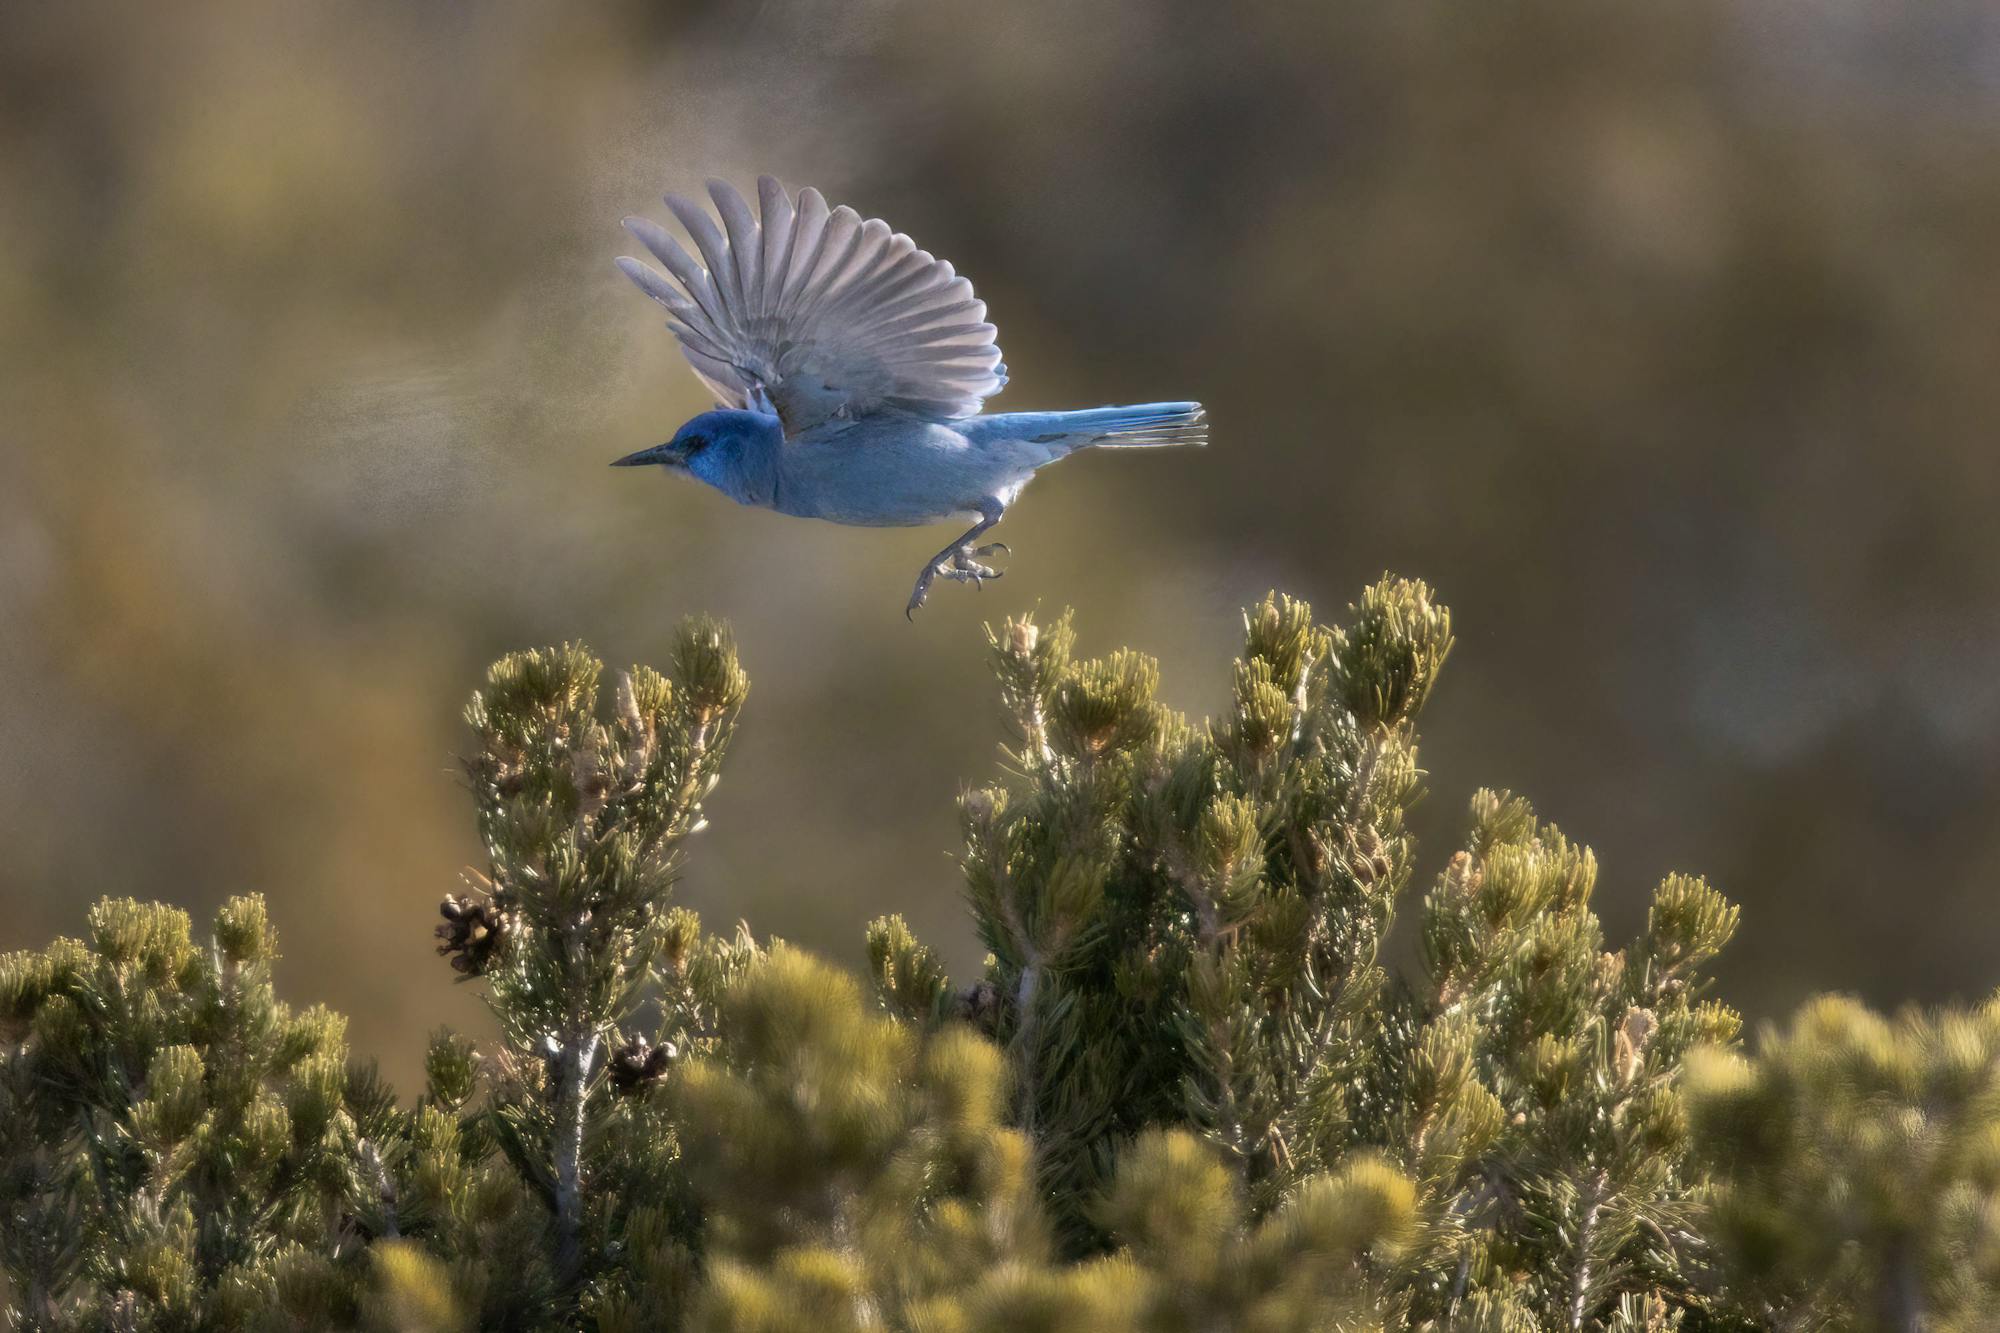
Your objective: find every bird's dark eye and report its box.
[681,434,707,454]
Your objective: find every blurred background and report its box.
[4,0,1997,1091]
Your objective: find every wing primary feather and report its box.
[856,275,977,331]
[779,188,833,321]
[680,351,750,408]
[621,220,714,305]
[816,217,894,306]
[707,179,762,316]
[757,176,796,316]
[883,343,1005,366]
[800,206,863,302]
[665,193,741,325]
[613,256,730,354]
[628,216,730,335]
[789,206,867,322]
[863,300,987,341]
[618,224,732,347]
[866,322,997,354]
[614,254,682,308]
[838,236,925,312]
[840,268,957,332]
[822,245,938,324]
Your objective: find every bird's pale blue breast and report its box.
[767,418,1039,526]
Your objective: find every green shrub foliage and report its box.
[2,582,1992,1330]
[1685,997,2000,1331]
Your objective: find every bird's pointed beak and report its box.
[611,442,679,468]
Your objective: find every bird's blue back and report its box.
[668,402,1205,527]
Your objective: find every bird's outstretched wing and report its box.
[616,177,1008,437]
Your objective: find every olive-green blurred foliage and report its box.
[5,0,2000,1098]
[1686,997,2000,1330]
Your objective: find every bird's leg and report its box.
[907,505,1008,617]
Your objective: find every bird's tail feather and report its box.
[1064,401,1208,449]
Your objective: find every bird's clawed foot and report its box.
[953,542,1009,584]
[906,543,1010,617]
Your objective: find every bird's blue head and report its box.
[611,408,783,502]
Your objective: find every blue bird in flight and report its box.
[611,178,1206,616]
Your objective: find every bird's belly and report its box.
[773,439,1030,527]
[802,502,974,528]
[775,476,973,526]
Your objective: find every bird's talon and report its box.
[907,567,941,617]
[906,530,1009,617]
